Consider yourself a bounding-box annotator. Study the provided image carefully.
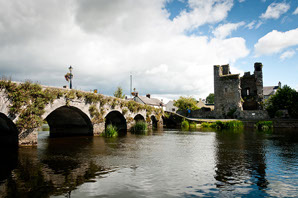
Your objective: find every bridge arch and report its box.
[105,110,127,134]
[0,113,18,147]
[134,114,145,122]
[151,115,158,128]
[45,106,93,137]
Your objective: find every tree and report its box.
[206,93,214,104]
[265,85,298,118]
[174,96,199,111]
[114,87,125,99]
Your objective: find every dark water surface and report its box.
[0,128,297,197]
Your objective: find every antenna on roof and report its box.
[130,72,132,98]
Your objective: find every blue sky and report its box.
[165,0,298,88]
[0,0,297,101]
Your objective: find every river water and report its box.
[0,128,297,197]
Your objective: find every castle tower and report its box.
[214,64,242,118]
[254,62,263,109]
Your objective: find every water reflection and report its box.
[0,128,297,197]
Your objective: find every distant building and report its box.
[263,82,281,100]
[196,98,214,111]
[165,101,178,112]
[196,98,206,108]
[133,93,164,109]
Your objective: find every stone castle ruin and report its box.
[214,62,268,119]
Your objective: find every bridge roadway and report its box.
[164,111,237,125]
[0,80,163,147]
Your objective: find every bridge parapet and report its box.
[0,80,163,146]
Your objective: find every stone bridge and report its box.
[0,80,163,147]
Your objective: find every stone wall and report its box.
[240,63,263,110]
[214,65,242,118]
[177,109,215,118]
[237,110,269,120]
[214,63,266,119]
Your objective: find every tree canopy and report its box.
[114,87,125,99]
[206,93,214,104]
[265,85,298,118]
[174,96,199,111]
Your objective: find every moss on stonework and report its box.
[0,79,163,131]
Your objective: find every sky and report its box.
[0,0,297,102]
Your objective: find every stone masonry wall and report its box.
[214,65,242,118]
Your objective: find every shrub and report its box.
[131,121,148,134]
[181,119,189,129]
[255,121,273,131]
[201,122,212,128]
[189,122,196,129]
[102,124,118,138]
[201,121,243,130]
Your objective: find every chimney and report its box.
[146,94,151,98]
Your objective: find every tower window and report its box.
[246,88,250,96]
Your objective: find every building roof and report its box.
[138,96,164,106]
[263,86,278,96]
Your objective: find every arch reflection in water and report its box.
[46,106,93,137]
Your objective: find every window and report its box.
[246,88,250,96]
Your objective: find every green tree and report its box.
[206,93,214,104]
[174,96,199,111]
[114,87,125,99]
[265,85,298,118]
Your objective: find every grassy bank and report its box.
[201,120,243,130]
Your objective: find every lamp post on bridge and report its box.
[69,66,73,89]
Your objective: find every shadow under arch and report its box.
[0,113,18,147]
[46,106,93,137]
[134,114,145,122]
[105,111,127,135]
[151,115,158,128]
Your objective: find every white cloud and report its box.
[260,2,290,19]
[254,28,298,56]
[246,20,255,29]
[172,0,234,32]
[238,0,245,3]
[213,22,245,39]
[280,49,296,60]
[255,21,263,29]
[0,0,249,100]
[293,7,298,15]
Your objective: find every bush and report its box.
[102,124,118,138]
[131,121,148,134]
[181,119,189,129]
[189,122,196,129]
[201,121,243,130]
[255,121,273,131]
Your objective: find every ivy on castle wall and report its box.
[0,79,163,131]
